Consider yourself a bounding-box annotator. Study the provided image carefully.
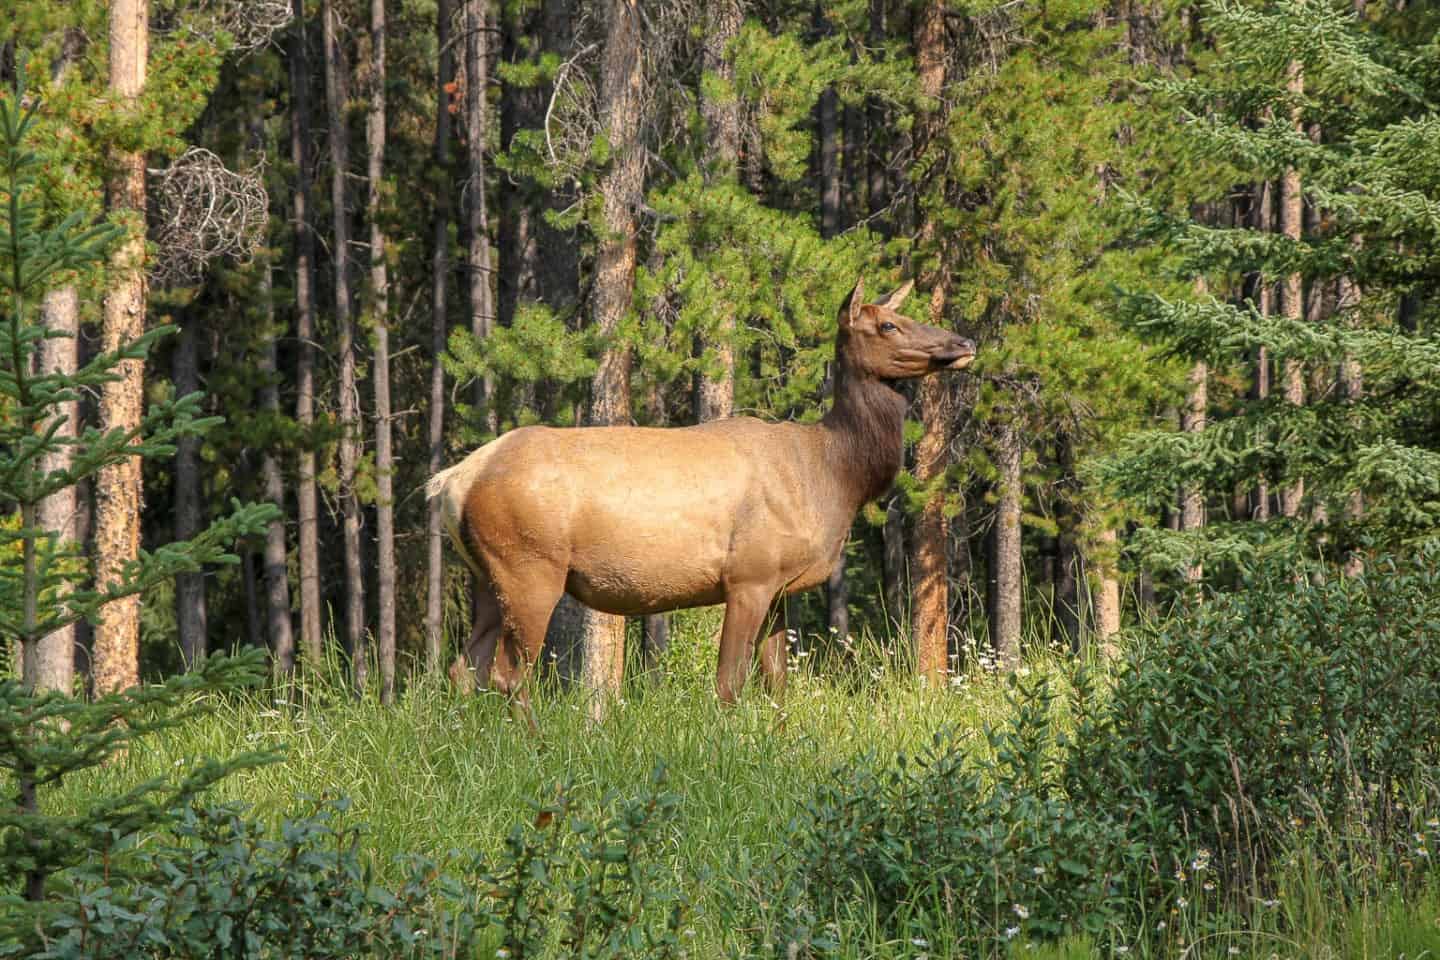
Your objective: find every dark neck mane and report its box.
[820,364,909,506]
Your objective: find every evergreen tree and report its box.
[1102,0,1440,578]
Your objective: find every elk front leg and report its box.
[716,585,773,704]
[758,615,788,700]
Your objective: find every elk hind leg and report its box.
[448,577,502,692]
[758,612,789,701]
[489,562,566,733]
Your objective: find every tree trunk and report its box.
[289,0,325,668]
[912,0,952,684]
[31,287,80,693]
[256,245,295,681]
[93,0,148,696]
[1251,178,1273,521]
[465,0,495,428]
[1338,255,1364,574]
[987,421,1022,670]
[1055,435,1081,651]
[696,0,741,422]
[323,0,367,693]
[173,317,207,670]
[582,0,646,711]
[1180,353,1207,582]
[427,0,455,673]
[1279,61,1305,519]
[1091,527,1121,656]
[368,0,396,704]
[866,0,889,228]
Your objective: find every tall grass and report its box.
[42,595,1440,958]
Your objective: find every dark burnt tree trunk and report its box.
[427,0,455,673]
[257,246,295,679]
[582,0,645,708]
[289,0,324,667]
[173,315,207,670]
[1054,435,1081,650]
[323,0,368,693]
[816,7,849,646]
[1251,178,1273,521]
[250,107,295,679]
[368,0,396,704]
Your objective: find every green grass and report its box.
[44,609,1440,957]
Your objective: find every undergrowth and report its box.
[8,544,1440,957]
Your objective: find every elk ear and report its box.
[874,280,914,311]
[839,277,865,328]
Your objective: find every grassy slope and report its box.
[50,608,1440,957]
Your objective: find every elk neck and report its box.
[819,361,909,507]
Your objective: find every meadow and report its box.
[43,571,1440,959]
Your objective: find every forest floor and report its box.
[58,607,1440,958]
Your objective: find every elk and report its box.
[427,277,975,719]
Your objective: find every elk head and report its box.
[836,278,976,381]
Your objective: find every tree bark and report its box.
[912,0,952,683]
[1279,61,1305,519]
[173,316,207,670]
[427,0,455,673]
[1091,527,1121,656]
[1180,351,1207,583]
[31,287,80,693]
[256,244,296,681]
[323,0,367,693]
[582,0,646,710]
[93,0,148,696]
[1055,435,1081,651]
[289,0,325,668]
[987,421,1022,670]
[696,0,741,423]
[1338,249,1364,574]
[1251,178,1273,521]
[368,0,396,704]
[866,0,889,228]
[465,0,495,428]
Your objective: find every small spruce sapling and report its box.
[0,64,278,912]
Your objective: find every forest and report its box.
[4,0,1440,956]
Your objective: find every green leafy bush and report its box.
[754,544,1440,956]
[5,766,690,960]
[749,675,1148,955]
[1077,543,1440,880]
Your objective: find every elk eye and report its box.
[879,321,898,333]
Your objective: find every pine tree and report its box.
[1103,0,1440,577]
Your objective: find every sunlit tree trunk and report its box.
[912,0,952,683]
[31,288,80,693]
[93,0,148,696]
[696,0,740,423]
[1279,61,1305,519]
[582,0,645,711]
[987,420,1022,670]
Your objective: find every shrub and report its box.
[748,674,1149,955]
[4,766,690,960]
[1076,542,1440,882]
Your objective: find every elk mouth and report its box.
[932,341,977,370]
